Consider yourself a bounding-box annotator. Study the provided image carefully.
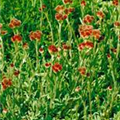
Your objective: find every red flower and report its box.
[78,41,93,51]
[62,43,71,50]
[14,70,20,76]
[52,63,62,73]
[113,0,119,6]
[45,63,51,68]
[9,18,21,28]
[29,30,42,41]
[2,77,12,90]
[62,14,68,20]
[55,13,68,21]
[78,25,93,38]
[78,67,86,75]
[0,30,7,35]
[10,63,14,67]
[107,86,112,90]
[78,42,86,51]
[11,34,22,42]
[55,5,64,13]
[23,42,29,49]
[114,21,120,27]
[63,0,72,4]
[85,41,94,48]
[97,11,104,19]
[83,14,94,24]
[68,7,75,13]
[92,29,101,39]
[107,54,111,58]
[81,0,86,7]
[39,47,44,53]
[48,45,58,53]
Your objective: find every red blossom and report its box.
[29,30,42,41]
[55,13,68,21]
[45,63,51,68]
[23,43,29,49]
[2,77,12,90]
[107,86,112,90]
[1,30,7,35]
[78,25,93,38]
[78,42,86,51]
[107,54,111,58]
[14,70,20,76]
[9,18,21,28]
[97,11,104,19]
[39,47,44,53]
[55,5,64,13]
[85,41,94,48]
[78,67,86,75]
[10,63,14,67]
[52,63,62,73]
[62,43,71,50]
[11,34,22,42]
[113,0,119,6]
[81,0,86,7]
[78,41,93,51]
[83,14,94,24]
[48,45,58,53]
[92,29,101,39]
[114,21,120,27]
[63,0,72,4]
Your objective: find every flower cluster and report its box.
[45,63,51,68]
[11,34,22,42]
[113,0,119,6]
[78,67,86,75]
[81,0,86,7]
[52,63,62,73]
[79,24,101,39]
[97,11,104,19]
[83,14,94,24]
[78,24,93,38]
[78,41,94,51]
[2,76,12,90]
[55,5,74,21]
[9,18,21,28]
[62,43,71,50]
[29,30,42,41]
[114,21,120,27]
[48,45,58,54]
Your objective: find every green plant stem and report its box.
[58,22,62,47]
[45,12,54,43]
[0,36,4,77]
